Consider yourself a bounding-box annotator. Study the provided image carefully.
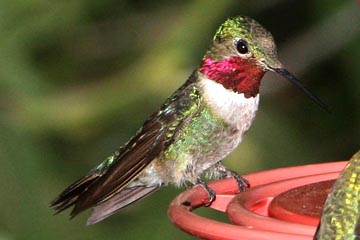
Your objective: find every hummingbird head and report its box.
[199,16,328,111]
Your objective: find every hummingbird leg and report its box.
[213,162,250,192]
[181,179,216,207]
[196,178,216,206]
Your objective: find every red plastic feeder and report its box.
[168,161,347,240]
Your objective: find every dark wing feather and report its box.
[51,174,99,214]
[50,152,119,213]
[51,71,201,218]
[70,115,167,216]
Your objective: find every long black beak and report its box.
[272,68,330,113]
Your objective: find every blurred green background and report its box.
[1,0,359,239]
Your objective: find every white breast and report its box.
[199,75,259,133]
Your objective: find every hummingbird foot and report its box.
[231,172,250,192]
[213,162,250,192]
[197,179,216,206]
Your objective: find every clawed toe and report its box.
[197,180,216,206]
[233,174,250,192]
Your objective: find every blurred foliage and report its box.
[0,0,359,239]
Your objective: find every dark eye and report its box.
[235,39,249,54]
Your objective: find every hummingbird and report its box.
[314,151,360,240]
[51,16,327,225]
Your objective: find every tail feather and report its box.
[86,186,159,225]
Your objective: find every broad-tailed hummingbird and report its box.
[51,16,327,225]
